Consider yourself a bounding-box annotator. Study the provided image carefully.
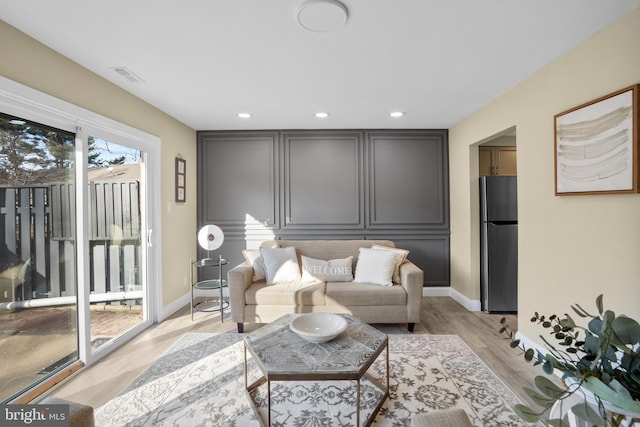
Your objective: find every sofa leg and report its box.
[237,323,244,333]
[408,322,415,332]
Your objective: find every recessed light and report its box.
[9,119,26,125]
[315,112,329,118]
[237,113,252,119]
[390,111,404,118]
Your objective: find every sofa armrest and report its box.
[399,261,423,324]
[227,262,254,323]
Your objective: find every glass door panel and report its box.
[0,112,78,402]
[86,137,146,353]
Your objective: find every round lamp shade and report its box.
[197,225,224,251]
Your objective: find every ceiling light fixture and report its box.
[296,0,348,33]
[238,113,252,119]
[315,112,329,118]
[390,111,404,118]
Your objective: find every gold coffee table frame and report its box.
[243,314,389,427]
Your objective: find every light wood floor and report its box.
[48,297,546,413]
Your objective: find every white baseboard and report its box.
[422,286,482,312]
[421,286,451,297]
[159,287,231,323]
[515,330,546,355]
[159,292,190,322]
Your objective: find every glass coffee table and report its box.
[243,313,389,427]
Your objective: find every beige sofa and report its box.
[227,240,423,333]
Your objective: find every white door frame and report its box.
[0,76,163,366]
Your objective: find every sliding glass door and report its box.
[0,112,79,401]
[86,137,147,353]
[0,76,160,402]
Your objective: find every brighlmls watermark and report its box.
[1,404,69,426]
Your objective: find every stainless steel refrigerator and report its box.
[480,176,518,313]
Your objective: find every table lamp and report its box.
[197,224,224,261]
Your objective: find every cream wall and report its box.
[449,8,640,341]
[0,20,197,316]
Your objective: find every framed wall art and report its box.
[175,157,186,202]
[554,84,639,195]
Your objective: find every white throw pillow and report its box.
[242,249,268,281]
[371,244,409,284]
[301,255,353,283]
[260,246,301,285]
[354,248,397,286]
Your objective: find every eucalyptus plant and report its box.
[499,294,640,427]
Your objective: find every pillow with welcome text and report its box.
[301,255,353,283]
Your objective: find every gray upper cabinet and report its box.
[366,130,448,230]
[282,131,364,230]
[198,131,279,232]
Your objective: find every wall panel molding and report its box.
[197,129,450,287]
[366,130,449,230]
[281,130,364,230]
[197,131,279,233]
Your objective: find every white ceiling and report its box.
[0,1,634,130]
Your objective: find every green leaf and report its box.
[548,419,570,427]
[582,377,640,413]
[596,294,603,315]
[535,376,566,399]
[603,310,615,326]
[588,317,603,335]
[571,303,590,318]
[611,315,640,345]
[570,402,605,426]
[514,404,541,422]
[522,387,556,406]
[510,339,520,348]
[524,348,535,361]
[608,379,633,400]
[563,314,577,329]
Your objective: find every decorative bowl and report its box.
[289,313,348,343]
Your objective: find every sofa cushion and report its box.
[354,248,396,286]
[246,281,326,305]
[325,282,407,306]
[260,246,301,284]
[301,255,353,283]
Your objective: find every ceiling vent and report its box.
[110,67,145,83]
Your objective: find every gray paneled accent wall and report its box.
[198,131,279,232]
[197,129,449,287]
[282,131,364,230]
[366,131,448,229]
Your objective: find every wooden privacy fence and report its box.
[0,181,141,304]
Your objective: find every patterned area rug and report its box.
[95,332,536,426]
